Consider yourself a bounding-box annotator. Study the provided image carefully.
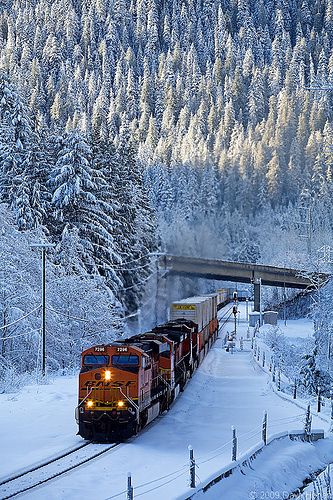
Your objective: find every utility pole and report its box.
[317,245,333,374]
[298,191,313,261]
[30,243,55,376]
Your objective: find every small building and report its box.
[263,311,278,326]
[249,311,261,327]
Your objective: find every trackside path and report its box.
[1,303,328,499]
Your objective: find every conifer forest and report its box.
[1,0,333,394]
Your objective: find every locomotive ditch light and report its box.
[87,400,94,408]
[117,401,125,408]
[104,370,111,381]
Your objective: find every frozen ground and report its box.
[194,436,333,500]
[273,317,314,338]
[300,460,333,499]
[0,376,81,476]
[0,303,330,499]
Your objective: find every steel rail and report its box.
[0,442,119,499]
[0,442,90,487]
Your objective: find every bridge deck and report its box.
[161,255,327,289]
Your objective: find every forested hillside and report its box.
[1,0,332,260]
[1,0,333,386]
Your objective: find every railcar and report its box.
[76,295,218,441]
[237,290,250,301]
[217,288,232,309]
[216,288,250,308]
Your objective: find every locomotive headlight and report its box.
[87,400,94,408]
[117,400,124,408]
[104,370,111,381]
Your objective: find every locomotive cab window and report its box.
[112,355,139,365]
[111,354,140,373]
[83,355,109,366]
[160,344,171,358]
[81,355,110,372]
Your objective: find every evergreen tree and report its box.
[115,123,157,313]
[49,130,122,291]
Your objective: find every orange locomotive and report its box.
[76,295,218,441]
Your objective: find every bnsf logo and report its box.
[81,381,134,389]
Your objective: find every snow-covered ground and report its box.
[0,303,330,499]
[300,461,333,499]
[270,317,314,339]
[0,376,81,477]
[194,436,333,500]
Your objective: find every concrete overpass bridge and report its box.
[159,255,328,312]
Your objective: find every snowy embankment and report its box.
[0,377,81,477]
[0,303,331,499]
[193,436,333,500]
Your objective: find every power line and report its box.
[114,251,162,268]
[46,305,89,322]
[0,328,40,341]
[123,268,168,292]
[0,305,41,331]
[112,261,154,272]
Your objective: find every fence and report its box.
[252,335,333,428]
[178,428,325,500]
[104,328,332,500]
[105,406,325,500]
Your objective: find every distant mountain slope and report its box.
[1,0,333,211]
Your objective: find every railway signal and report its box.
[233,305,238,338]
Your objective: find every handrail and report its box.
[118,387,140,424]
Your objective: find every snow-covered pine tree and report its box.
[0,73,40,230]
[115,122,157,314]
[49,130,122,293]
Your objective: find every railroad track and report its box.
[218,307,234,331]
[0,441,119,499]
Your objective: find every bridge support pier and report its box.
[254,280,261,314]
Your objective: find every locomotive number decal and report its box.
[116,346,129,352]
[173,304,196,310]
[94,346,106,352]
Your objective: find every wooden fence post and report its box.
[304,404,312,442]
[231,426,237,461]
[188,445,196,488]
[127,472,133,500]
[262,410,268,445]
[317,386,321,413]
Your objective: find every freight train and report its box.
[76,289,243,441]
[76,294,218,441]
[217,288,249,308]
